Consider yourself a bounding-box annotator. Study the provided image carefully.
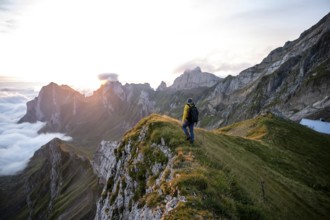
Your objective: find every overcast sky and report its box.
[0,0,329,89]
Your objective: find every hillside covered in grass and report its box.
[0,138,101,220]
[94,113,330,219]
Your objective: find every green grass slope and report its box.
[0,139,101,220]
[215,113,330,219]
[123,113,330,219]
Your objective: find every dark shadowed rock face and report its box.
[18,97,38,123]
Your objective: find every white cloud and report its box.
[173,55,253,78]
[0,123,72,176]
[98,73,119,82]
[0,84,72,176]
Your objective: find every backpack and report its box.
[188,104,199,123]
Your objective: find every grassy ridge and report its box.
[126,113,330,219]
[207,114,330,219]
[0,139,101,220]
[218,114,330,190]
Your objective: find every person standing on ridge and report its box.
[182,98,199,144]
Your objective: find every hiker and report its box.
[182,98,198,144]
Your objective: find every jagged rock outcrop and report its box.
[92,124,184,219]
[170,66,221,90]
[95,81,155,120]
[200,12,330,126]
[156,81,167,91]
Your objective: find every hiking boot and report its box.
[186,136,191,141]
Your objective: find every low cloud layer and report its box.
[98,73,119,82]
[174,58,252,78]
[0,83,72,176]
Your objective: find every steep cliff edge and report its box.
[92,114,330,219]
[0,138,100,220]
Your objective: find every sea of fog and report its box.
[0,81,72,176]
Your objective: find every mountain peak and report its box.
[170,66,221,90]
[183,66,202,74]
[156,81,167,91]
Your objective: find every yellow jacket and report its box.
[182,104,190,123]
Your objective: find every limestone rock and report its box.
[156,81,167,91]
[170,66,221,90]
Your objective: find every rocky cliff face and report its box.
[18,82,85,129]
[170,66,221,90]
[91,116,184,219]
[92,141,179,219]
[200,12,330,127]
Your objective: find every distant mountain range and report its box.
[1,12,330,220]
[19,13,330,150]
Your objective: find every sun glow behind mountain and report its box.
[0,0,329,90]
